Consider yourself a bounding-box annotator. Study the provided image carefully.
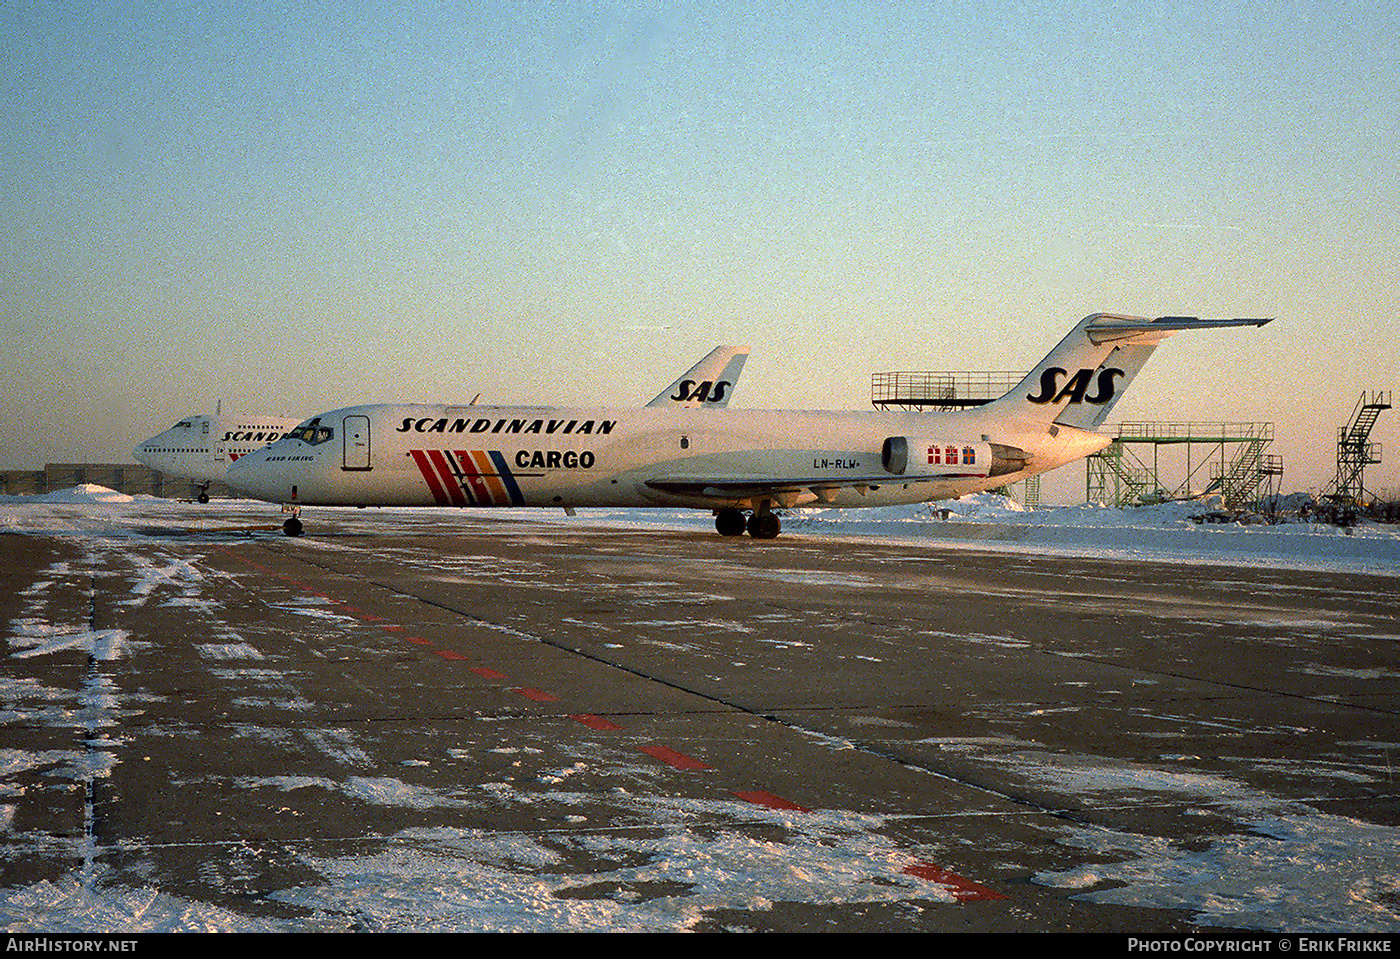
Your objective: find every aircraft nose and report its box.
[226,451,279,502]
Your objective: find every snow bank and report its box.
[0,484,136,505]
[781,493,1400,575]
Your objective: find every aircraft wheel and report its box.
[747,512,781,539]
[715,508,746,536]
[283,516,303,537]
[197,492,210,504]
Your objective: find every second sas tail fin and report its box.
[647,345,750,409]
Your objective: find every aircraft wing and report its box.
[644,470,985,505]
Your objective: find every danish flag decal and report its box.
[410,450,525,507]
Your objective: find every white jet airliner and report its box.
[135,413,303,502]
[227,314,1270,538]
[135,347,748,503]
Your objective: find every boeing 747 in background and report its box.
[135,412,302,502]
[226,314,1270,538]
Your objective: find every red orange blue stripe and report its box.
[410,449,525,506]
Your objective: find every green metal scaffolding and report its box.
[1086,422,1277,510]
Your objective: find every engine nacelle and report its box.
[881,436,910,475]
[882,437,1028,478]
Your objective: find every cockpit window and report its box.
[288,417,334,445]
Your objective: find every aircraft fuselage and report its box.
[229,403,1109,512]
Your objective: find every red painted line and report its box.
[731,789,809,812]
[426,449,469,507]
[472,667,508,680]
[434,650,466,661]
[409,448,452,506]
[516,688,558,702]
[405,637,433,645]
[640,744,712,771]
[572,714,623,731]
[902,861,1008,902]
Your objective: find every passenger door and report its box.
[343,415,371,471]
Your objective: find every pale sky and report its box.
[3,0,1397,501]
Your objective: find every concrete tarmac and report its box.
[1,503,1397,932]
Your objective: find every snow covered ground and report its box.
[4,485,1397,579]
[785,494,1400,576]
[1,487,1397,932]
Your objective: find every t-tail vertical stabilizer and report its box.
[985,313,1273,429]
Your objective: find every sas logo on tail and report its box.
[670,379,732,404]
[1027,367,1124,405]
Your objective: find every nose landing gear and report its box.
[282,505,303,537]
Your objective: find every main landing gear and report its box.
[714,507,781,540]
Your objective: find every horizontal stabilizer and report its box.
[1087,315,1272,344]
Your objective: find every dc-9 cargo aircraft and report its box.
[226,313,1270,538]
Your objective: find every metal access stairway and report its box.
[1326,391,1392,505]
[1086,441,1161,506]
[1209,430,1277,510]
